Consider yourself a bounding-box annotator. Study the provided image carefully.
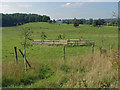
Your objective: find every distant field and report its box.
[2,22,118,62]
[2,22,118,88]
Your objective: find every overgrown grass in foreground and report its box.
[2,50,118,88]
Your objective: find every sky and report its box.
[1,0,120,2]
[0,2,119,19]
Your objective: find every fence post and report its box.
[77,41,78,46]
[14,47,18,64]
[67,40,68,45]
[53,40,54,45]
[63,45,65,60]
[92,44,94,53]
[67,39,69,46]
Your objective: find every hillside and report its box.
[2,22,118,88]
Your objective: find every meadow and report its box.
[2,22,118,88]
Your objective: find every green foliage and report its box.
[66,21,70,24]
[49,82,59,88]
[48,20,52,24]
[77,20,84,24]
[59,77,69,87]
[41,32,47,39]
[74,21,79,27]
[20,74,34,85]
[86,18,93,25]
[58,34,65,40]
[93,19,106,27]
[2,13,50,27]
[53,19,56,23]
[60,64,71,72]
[20,26,33,48]
[2,63,54,87]
[86,21,92,25]
[38,65,54,79]
[99,79,111,88]
[42,15,50,22]
[2,78,16,87]
[93,20,101,27]
[58,34,62,39]
[109,20,118,26]
[82,79,88,88]
[89,18,94,25]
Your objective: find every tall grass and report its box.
[59,52,118,88]
[2,50,118,88]
[2,60,54,87]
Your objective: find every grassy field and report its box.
[2,22,118,88]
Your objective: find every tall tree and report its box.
[2,13,51,27]
[74,21,79,27]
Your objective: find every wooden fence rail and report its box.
[33,39,95,46]
[32,39,95,61]
[19,49,32,68]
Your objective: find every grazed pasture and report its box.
[2,22,118,88]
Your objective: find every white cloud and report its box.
[66,3,71,6]
[62,2,84,8]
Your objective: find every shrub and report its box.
[74,22,79,27]
[60,64,70,72]
[59,77,69,87]
[38,65,54,79]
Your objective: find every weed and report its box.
[60,64,71,73]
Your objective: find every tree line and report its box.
[57,18,118,27]
[2,13,50,27]
[1,13,118,27]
